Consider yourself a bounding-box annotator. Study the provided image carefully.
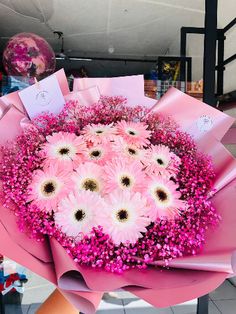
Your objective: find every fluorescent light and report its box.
[56,56,93,61]
[69,57,92,61]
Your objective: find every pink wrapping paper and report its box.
[222,127,236,144]
[54,68,70,96]
[0,91,25,114]
[73,75,145,97]
[151,87,234,141]
[65,86,101,106]
[0,76,236,313]
[0,105,28,145]
[0,69,69,145]
[73,75,157,108]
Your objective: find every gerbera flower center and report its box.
[156,188,168,202]
[128,130,136,136]
[128,148,137,155]
[121,176,131,187]
[90,150,101,158]
[96,130,103,134]
[82,179,99,192]
[41,181,57,196]
[157,158,164,165]
[59,147,70,155]
[116,209,129,222]
[74,209,86,221]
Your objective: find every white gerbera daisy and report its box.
[55,191,105,237]
[103,159,146,194]
[72,162,104,194]
[81,123,117,145]
[112,136,148,163]
[83,143,116,165]
[144,144,181,177]
[42,132,86,170]
[27,164,72,212]
[116,120,151,147]
[101,190,151,245]
[146,175,185,219]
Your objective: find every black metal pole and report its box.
[180,28,187,82]
[224,17,236,33]
[187,58,192,82]
[216,29,225,96]
[203,0,218,106]
[0,294,5,314]
[197,294,209,314]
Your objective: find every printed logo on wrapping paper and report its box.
[36,90,52,107]
[196,115,213,132]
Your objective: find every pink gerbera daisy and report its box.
[27,164,72,212]
[83,142,116,165]
[42,132,86,170]
[81,123,117,145]
[116,120,151,147]
[144,144,181,177]
[103,159,147,194]
[145,175,186,219]
[101,190,151,245]
[72,162,104,194]
[111,136,148,164]
[55,191,105,238]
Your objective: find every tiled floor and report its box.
[2,270,236,314]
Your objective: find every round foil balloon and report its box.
[3,33,56,79]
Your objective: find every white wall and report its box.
[167,0,236,93]
[218,0,236,126]
[218,0,236,93]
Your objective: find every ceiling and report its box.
[0,0,235,81]
[0,0,207,58]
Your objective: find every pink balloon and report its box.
[3,32,56,79]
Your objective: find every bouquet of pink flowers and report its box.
[0,71,236,313]
[1,95,219,273]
